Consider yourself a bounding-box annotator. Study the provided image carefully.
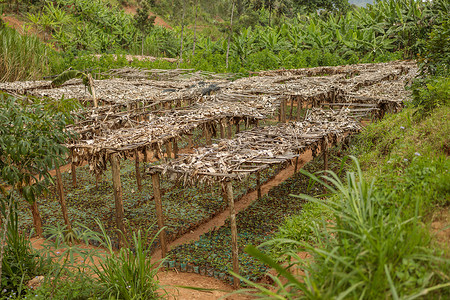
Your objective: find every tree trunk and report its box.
[30,201,43,237]
[178,0,186,67]
[55,165,72,231]
[192,1,198,56]
[226,1,235,70]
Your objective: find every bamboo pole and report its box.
[226,181,239,289]
[134,149,142,191]
[111,153,128,248]
[70,149,77,188]
[55,165,72,231]
[151,172,167,258]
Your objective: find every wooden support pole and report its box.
[173,138,179,158]
[227,121,232,139]
[235,119,240,134]
[322,139,328,171]
[134,149,142,191]
[205,124,212,145]
[95,173,101,189]
[55,164,72,231]
[142,147,148,179]
[256,172,261,200]
[289,97,294,120]
[70,149,77,188]
[166,142,173,159]
[151,172,167,258]
[219,120,225,139]
[294,154,299,173]
[226,181,240,289]
[280,98,286,123]
[111,153,128,248]
[297,99,302,121]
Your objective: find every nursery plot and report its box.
[16,159,283,249]
[167,155,332,284]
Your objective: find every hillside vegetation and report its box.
[0,0,449,299]
[1,0,448,79]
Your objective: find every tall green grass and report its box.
[0,26,63,82]
[238,157,450,299]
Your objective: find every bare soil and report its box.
[123,6,172,29]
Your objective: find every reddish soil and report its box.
[1,14,44,39]
[123,6,172,29]
[431,207,450,252]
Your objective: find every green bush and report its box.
[1,202,51,298]
[240,157,450,299]
[412,77,450,117]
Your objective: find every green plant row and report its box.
[16,153,283,251]
[165,151,343,285]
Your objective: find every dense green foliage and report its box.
[243,102,450,297]
[2,0,447,81]
[0,26,63,82]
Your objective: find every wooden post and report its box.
[235,119,240,134]
[227,121,232,139]
[289,97,294,120]
[70,149,77,188]
[280,98,286,123]
[322,139,328,171]
[173,138,179,158]
[151,172,167,258]
[256,172,261,200]
[55,164,72,231]
[166,142,173,159]
[297,99,302,121]
[294,154,299,173]
[95,173,101,189]
[219,120,225,139]
[111,153,128,248]
[205,124,212,145]
[134,149,142,191]
[226,181,239,289]
[142,147,148,179]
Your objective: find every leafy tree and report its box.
[0,94,75,240]
[134,0,156,55]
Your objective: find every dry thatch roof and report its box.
[149,108,361,185]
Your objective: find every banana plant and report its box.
[52,69,98,108]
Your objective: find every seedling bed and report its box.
[166,153,333,285]
[16,159,283,250]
